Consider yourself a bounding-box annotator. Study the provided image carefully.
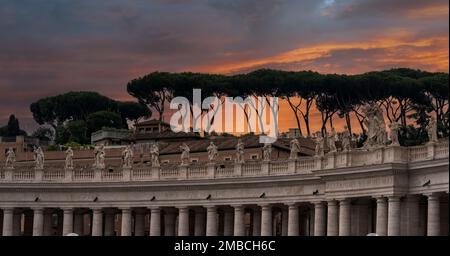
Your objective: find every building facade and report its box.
[0,139,448,236]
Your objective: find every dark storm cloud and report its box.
[0,0,448,132]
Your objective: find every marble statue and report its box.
[427,116,438,143]
[206,142,218,162]
[65,147,74,169]
[289,138,301,160]
[263,143,272,161]
[328,127,337,153]
[315,132,325,157]
[362,103,387,148]
[389,122,400,146]
[93,145,106,169]
[5,147,15,168]
[150,143,160,167]
[180,143,190,165]
[122,145,134,168]
[235,139,245,164]
[33,146,44,169]
[341,127,352,152]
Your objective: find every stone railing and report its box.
[0,141,447,183]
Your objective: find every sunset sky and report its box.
[0,0,448,133]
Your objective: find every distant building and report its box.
[91,128,132,146]
[0,135,48,161]
[133,120,201,144]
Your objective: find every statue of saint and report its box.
[363,103,387,148]
[65,147,74,169]
[33,146,44,169]
[122,145,134,168]
[180,143,190,165]
[235,139,245,164]
[206,141,218,162]
[93,145,106,169]
[263,143,272,161]
[315,132,325,157]
[427,116,438,143]
[150,143,160,167]
[289,138,301,160]
[5,147,15,168]
[341,126,352,152]
[389,122,400,146]
[328,127,337,153]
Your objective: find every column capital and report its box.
[31,207,44,212]
[205,205,217,211]
[327,200,338,206]
[149,206,161,212]
[258,203,272,208]
[92,208,103,214]
[120,207,132,213]
[339,198,352,205]
[61,207,74,213]
[285,202,298,207]
[424,192,441,199]
[387,196,401,202]
[178,206,190,212]
[230,204,244,209]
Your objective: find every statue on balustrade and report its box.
[5,147,15,168]
[235,139,245,164]
[341,126,352,152]
[328,127,337,153]
[207,141,218,162]
[150,143,160,167]
[427,116,438,143]
[263,143,272,161]
[289,138,301,160]
[362,103,387,148]
[122,145,134,168]
[93,145,106,169]
[33,146,44,169]
[180,143,190,165]
[389,122,400,146]
[65,147,74,169]
[315,132,325,157]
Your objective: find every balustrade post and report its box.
[5,168,13,181]
[427,142,436,160]
[206,163,215,178]
[35,168,43,182]
[151,166,160,180]
[261,160,270,175]
[64,168,73,182]
[94,168,102,182]
[123,167,131,181]
[315,156,322,170]
[326,152,336,169]
[179,165,188,180]
[288,159,296,174]
[234,163,243,176]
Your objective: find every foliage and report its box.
[31,127,54,141]
[0,115,27,137]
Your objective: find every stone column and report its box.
[91,208,103,236]
[32,208,44,236]
[134,209,146,236]
[233,205,245,236]
[121,208,132,236]
[281,208,288,236]
[2,208,14,236]
[223,208,234,236]
[194,209,206,236]
[252,208,261,236]
[260,204,272,236]
[178,207,190,236]
[43,210,53,236]
[62,208,74,236]
[427,193,440,236]
[287,203,299,236]
[375,197,388,236]
[405,195,420,236]
[150,207,161,236]
[387,196,401,236]
[206,206,218,236]
[327,200,339,236]
[73,212,84,235]
[104,210,116,236]
[339,199,351,236]
[314,202,326,236]
[164,210,176,236]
